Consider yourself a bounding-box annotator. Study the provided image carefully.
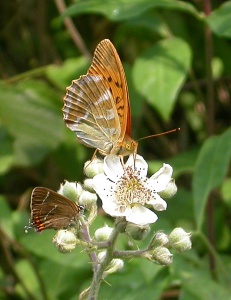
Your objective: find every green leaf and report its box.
[192,127,231,230]
[0,80,64,166]
[62,0,200,21]
[133,37,191,120]
[173,253,231,300]
[39,260,90,299]
[221,178,231,208]
[0,127,14,174]
[161,147,199,177]
[0,196,14,239]
[21,230,88,268]
[206,1,231,38]
[99,260,169,300]
[15,260,42,300]
[46,57,89,90]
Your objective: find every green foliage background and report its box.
[0,0,231,299]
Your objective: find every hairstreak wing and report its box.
[25,187,83,233]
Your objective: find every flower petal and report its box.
[92,174,113,196]
[149,163,173,192]
[102,198,130,217]
[126,205,158,225]
[125,154,148,177]
[104,155,124,182]
[148,194,167,211]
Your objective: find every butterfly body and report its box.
[63,39,137,156]
[26,187,83,233]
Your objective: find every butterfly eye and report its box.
[126,144,131,151]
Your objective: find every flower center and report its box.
[115,166,152,212]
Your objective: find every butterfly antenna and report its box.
[138,128,180,142]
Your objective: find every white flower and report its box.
[92,154,174,226]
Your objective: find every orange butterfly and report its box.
[62,39,137,156]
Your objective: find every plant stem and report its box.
[204,0,216,277]
[87,220,120,300]
[54,0,92,60]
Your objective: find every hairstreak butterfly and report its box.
[25,187,83,233]
[62,39,138,156]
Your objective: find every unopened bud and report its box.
[84,158,104,178]
[53,230,77,253]
[58,181,82,201]
[169,227,192,252]
[144,247,172,265]
[103,259,124,278]
[159,179,177,198]
[83,178,95,192]
[153,232,169,247]
[97,250,106,262]
[126,222,150,240]
[79,190,97,209]
[116,217,127,233]
[94,225,113,242]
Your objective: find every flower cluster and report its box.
[27,152,192,300]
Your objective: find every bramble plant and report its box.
[49,154,191,299]
[0,0,231,299]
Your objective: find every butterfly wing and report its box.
[63,74,121,154]
[63,39,137,156]
[88,39,132,137]
[29,187,80,232]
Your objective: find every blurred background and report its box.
[0,0,231,299]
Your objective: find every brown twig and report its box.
[0,227,49,300]
[54,0,92,60]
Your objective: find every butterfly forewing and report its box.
[29,187,80,232]
[88,39,131,136]
[64,74,121,154]
[62,39,137,156]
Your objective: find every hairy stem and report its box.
[87,219,120,300]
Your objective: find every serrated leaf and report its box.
[206,1,231,38]
[133,38,191,120]
[62,0,200,21]
[192,127,231,230]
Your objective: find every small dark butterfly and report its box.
[25,187,84,233]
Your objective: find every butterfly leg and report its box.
[83,148,100,172]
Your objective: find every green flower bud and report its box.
[144,247,172,265]
[53,230,77,253]
[79,190,97,209]
[169,227,192,252]
[103,259,124,278]
[94,225,113,242]
[126,222,150,241]
[97,250,106,262]
[159,179,177,198]
[84,158,104,178]
[83,178,95,192]
[116,217,127,233]
[153,232,169,247]
[97,251,124,278]
[58,181,82,201]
